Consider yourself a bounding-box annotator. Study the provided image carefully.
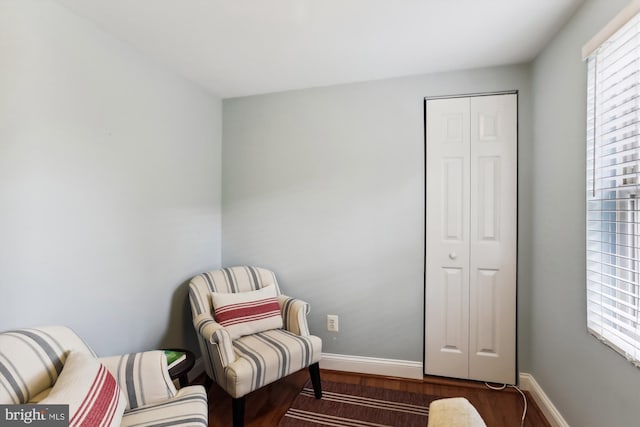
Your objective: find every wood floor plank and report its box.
[196,369,551,427]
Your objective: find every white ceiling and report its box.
[56,0,583,98]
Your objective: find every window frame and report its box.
[585,6,640,367]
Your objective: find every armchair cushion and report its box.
[99,351,176,411]
[40,351,126,427]
[225,328,321,398]
[211,285,283,340]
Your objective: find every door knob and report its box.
[449,252,457,260]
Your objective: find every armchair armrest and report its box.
[99,350,176,410]
[117,384,208,426]
[278,295,311,336]
[193,313,236,367]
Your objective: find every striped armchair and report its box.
[0,326,207,427]
[189,266,322,427]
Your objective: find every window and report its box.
[586,10,640,366]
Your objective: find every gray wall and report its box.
[530,0,640,425]
[222,66,532,363]
[7,1,635,423]
[0,0,222,356]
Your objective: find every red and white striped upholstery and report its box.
[40,351,127,427]
[189,266,322,398]
[0,326,208,427]
[211,284,283,340]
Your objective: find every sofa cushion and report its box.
[211,285,283,340]
[40,351,126,427]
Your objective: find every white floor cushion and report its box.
[427,397,487,427]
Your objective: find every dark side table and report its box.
[164,348,195,387]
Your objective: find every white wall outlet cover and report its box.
[327,314,339,332]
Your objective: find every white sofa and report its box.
[0,326,208,427]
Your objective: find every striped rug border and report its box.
[299,388,429,416]
[278,380,441,427]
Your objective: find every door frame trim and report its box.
[425,90,517,101]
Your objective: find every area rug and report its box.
[277,380,442,426]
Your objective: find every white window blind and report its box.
[586,11,640,366]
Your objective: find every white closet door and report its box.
[468,94,517,384]
[425,93,517,385]
[425,97,471,379]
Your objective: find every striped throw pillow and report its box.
[40,351,126,427]
[211,285,283,340]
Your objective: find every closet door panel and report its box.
[443,267,466,353]
[475,268,498,355]
[425,97,470,379]
[469,94,517,384]
[477,156,501,241]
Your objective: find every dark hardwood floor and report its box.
[195,369,550,427]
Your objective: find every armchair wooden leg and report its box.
[232,396,245,427]
[309,362,322,399]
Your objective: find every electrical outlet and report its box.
[327,314,339,332]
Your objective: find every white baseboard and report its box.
[319,352,424,380]
[519,372,569,427]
